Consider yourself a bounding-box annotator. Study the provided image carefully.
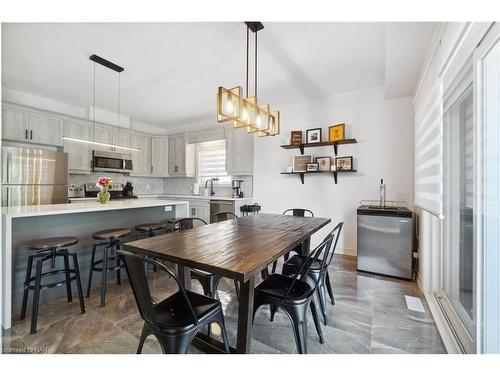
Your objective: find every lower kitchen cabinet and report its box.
[190,202,210,224]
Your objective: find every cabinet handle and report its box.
[151,165,153,173]
[25,129,28,140]
[30,130,33,140]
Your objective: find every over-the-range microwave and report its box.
[92,150,133,173]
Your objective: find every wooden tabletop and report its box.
[124,214,330,282]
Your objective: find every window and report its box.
[196,139,231,185]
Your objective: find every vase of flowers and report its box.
[96,176,112,204]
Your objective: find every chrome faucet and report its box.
[379,179,386,207]
[205,179,215,196]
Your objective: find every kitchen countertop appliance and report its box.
[2,146,68,206]
[232,179,244,198]
[84,182,137,200]
[357,200,414,279]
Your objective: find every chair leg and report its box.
[30,259,43,334]
[310,300,324,344]
[270,304,278,322]
[155,332,193,354]
[325,271,335,305]
[100,245,109,307]
[217,312,231,354]
[72,254,86,314]
[20,256,34,320]
[115,242,122,285]
[316,283,328,325]
[271,260,278,274]
[63,252,73,302]
[137,323,152,354]
[86,244,97,298]
[283,304,308,354]
[284,252,290,262]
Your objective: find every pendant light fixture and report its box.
[62,54,141,152]
[217,22,280,137]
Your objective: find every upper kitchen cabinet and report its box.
[130,132,151,176]
[169,134,195,177]
[63,119,93,174]
[151,137,169,177]
[225,127,254,175]
[2,104,63,146]
[93,124,131,153]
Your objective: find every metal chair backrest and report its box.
[172,217,208,232]
[283,208,314,217]
[318,222,344,270]
[212,211,238,223]
[117,250,199,326]
[282,233,334,299]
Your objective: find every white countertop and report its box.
[2,199,188,219]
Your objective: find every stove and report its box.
[83,183,137,200]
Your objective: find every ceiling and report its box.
[1,22,437,133]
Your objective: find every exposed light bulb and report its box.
[242,108,249,121]
[256,115,262,128]
[225,100,234,115]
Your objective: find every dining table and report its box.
[124,213,331,354]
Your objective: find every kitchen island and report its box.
[1,199,189,328]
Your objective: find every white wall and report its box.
[253,85,414,254]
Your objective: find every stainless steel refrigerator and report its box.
[2,146,68,206]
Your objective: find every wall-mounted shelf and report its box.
[280,170,357,184]
[281,138,357,155]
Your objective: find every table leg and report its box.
[302,236,311,255]
[177,264,191,290]
[236,277,255,354]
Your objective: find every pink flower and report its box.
[96,176,113,188]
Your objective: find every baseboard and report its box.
[337,247,357,257]
[424,292,461,354]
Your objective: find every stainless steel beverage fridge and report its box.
[2,146,68,206]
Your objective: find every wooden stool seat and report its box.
[92,228,131,240]
[135,223,165,232]
[27,236,79,251]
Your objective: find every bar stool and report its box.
[86,228,131,307]
[134,223,166,273]
[21,236,85,334]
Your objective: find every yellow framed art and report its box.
[328,123,345,142]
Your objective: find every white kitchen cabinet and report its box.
[29,112,63,146]
[169,134,195,177]
[93,124,130,153]
[151,137,169,176]
[2,105,30,142]
[2,104,62,146]
[130,133,151,176]
[189,200,210,223]
[225,127,254,175]
[63,119,93,174]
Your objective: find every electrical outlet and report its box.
[164,205,172,212]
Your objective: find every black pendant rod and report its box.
[246,26,249,98]
[89,54,124,73]
[255,29,258,97]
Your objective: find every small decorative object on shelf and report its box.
[306,162,319,172]
[293,155,312,172]
[96,176,112,204]
[316,156,331,171]
[306,128,322,143]
[291,131,303,145]
[328,123,345,142]
[335,156,353,171]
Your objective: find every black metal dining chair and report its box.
[270,208,315,274]
[172,217,240,333]
[282,222,343,325]
[253,234,334,354]
[117,250,230,354]
[211,211,238,223]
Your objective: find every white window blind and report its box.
[196,140,230,184]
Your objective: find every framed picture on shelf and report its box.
[293,155,313,172]
[316,156,331,171]
[328,123,345,142]
[335,156,353,171]
[290,131,303,145]
[306,128,322,143]
[306,162,319,172]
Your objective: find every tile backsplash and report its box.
[69,173,253,198]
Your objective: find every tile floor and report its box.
[1,255,446,354]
